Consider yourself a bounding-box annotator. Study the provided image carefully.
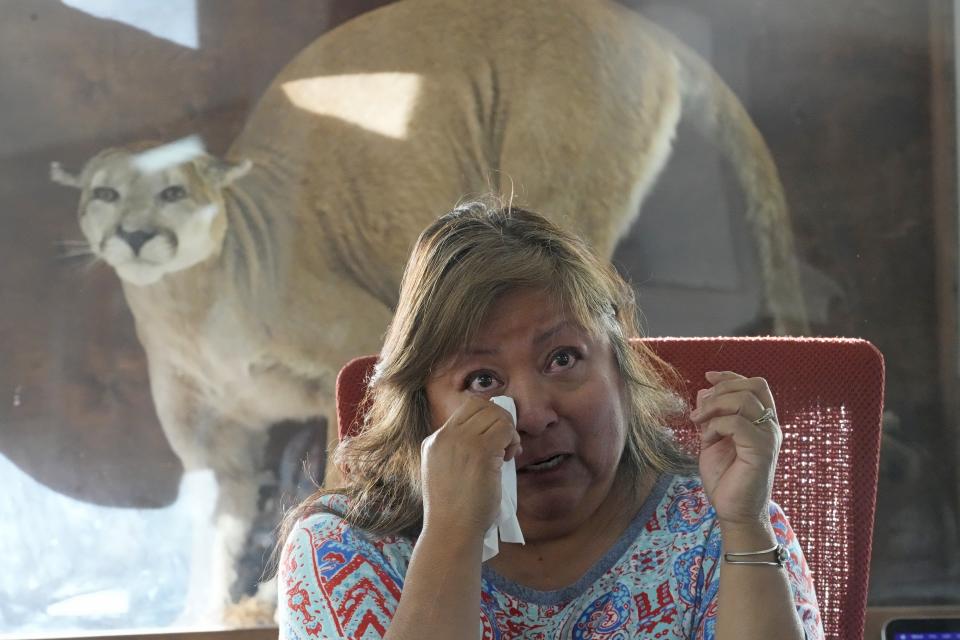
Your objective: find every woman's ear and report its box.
[50,162,83,188]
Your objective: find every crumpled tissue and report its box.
[484,395,525,561]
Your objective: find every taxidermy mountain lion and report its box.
[51,0,807,624]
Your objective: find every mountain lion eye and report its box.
[92,187,119,202]
[160,185,187,202]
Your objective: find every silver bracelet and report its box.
[723,543,788,568]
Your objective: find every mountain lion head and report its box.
[51,144,251,286]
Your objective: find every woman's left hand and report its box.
[690,371,782,530]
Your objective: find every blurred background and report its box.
[0,0,957,632]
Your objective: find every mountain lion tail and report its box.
[669,34,810,335]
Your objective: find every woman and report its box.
[277,202,823,639]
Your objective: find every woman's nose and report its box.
[509,378,559,436]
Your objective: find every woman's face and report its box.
[425,288,630,542]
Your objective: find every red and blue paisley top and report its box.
[278,474,823,639]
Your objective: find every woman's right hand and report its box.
[420,396,522,541]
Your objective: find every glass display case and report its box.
[1,0,957,634]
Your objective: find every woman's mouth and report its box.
[520,454,570,473]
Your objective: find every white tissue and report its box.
[484,396,525,561]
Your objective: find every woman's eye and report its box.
[92,186,119,202]
[548,349,580,371]
[465,372,500,392]
[160,185,187,202]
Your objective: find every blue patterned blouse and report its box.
[278,474,823,639]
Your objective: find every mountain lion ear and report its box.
[50,162,83,188]
[202,158,253,187]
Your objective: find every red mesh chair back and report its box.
[335,337,884,640]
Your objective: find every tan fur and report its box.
[53,0,807,623]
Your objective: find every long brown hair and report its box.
[278,200,692,549]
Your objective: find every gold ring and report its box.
[751,407,776,425]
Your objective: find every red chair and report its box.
[335,337,885,640]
